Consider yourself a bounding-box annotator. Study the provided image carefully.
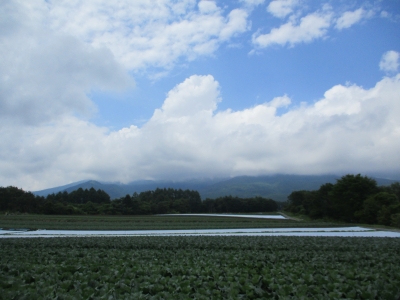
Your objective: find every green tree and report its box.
[0,186,40,213]
[286,190,309,214]
[391,213,400,228]
[356,192,398,224]
[329,174,378,222]
[81,201,99,215]
[381,182,400,200]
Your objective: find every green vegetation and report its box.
[3,173,399,228]
[1,236,399,299]
[2,174,399,299]
[0,214,346,231]
[284,174,400,228]
[0,186,278,216]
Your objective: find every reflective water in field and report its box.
[158,214,287,219]
[1,227,399,238]
[2,214,399,238]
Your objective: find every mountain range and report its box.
[32,174,399,202]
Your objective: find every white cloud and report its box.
[220,9,250,41]
[268,95,291,108]
[153,75,220,119]
[1,1,399,191]
[253,4,377,50]
[2,74,400,191]
[23,0,250,71]
[198,1,218,14]
[267,0,299,18]
[335,8,366,30]
[0,0,133,125]
[0,0,250,127]
[253,11,332,48]
[380,50,400,73]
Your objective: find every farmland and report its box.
[0,214,345,231]
[1,214,399,298]
[1,236,400,299]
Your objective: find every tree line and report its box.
[0,186,278,215]
[284,174,400,227]
[0,187,110,215]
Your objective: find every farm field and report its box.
[0,214,345,231]
[1,236,400,299]
[2,226,400,238]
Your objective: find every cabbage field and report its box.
[1,236,399,299]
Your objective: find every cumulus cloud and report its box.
[267,0,299,18]
[2,74,399,191]
[335,8,368,30]
[380,50,400,73]
[253,11,332,48]
[154,75,220,119]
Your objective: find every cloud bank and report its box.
[1,74,399,190]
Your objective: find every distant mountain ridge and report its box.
[32,180,90,197]
[32,175,399,202]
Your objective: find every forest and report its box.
[284,174,400,227]
[2,174,400,228]
[0,186,278,215]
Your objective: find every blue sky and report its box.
[1,0,400,190]
[91,0,400,129]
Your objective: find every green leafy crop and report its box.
[1,236,399,299]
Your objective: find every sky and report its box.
[1,0,400,191]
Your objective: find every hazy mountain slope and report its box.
[32,180,90,197]
[32,175,399,202]
[198,175,341,201]
[199,175,399,201]
[62,181,128,200]
[34,179,223,200]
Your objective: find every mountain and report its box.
[32,180,90,197]
[62,180,128,200]
[197,175,340,201]
[201,175,400,201]
[32,175,399,202]
[34,178,223,200]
